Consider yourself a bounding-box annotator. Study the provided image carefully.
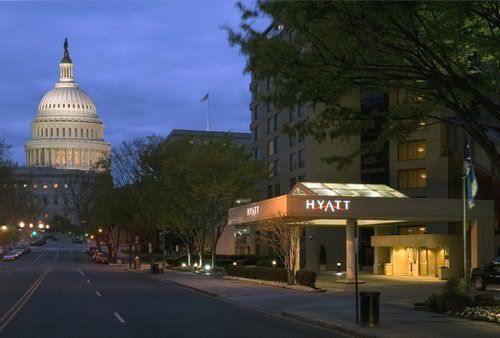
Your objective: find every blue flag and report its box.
[464,143,478,209]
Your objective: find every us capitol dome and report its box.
[25,39,111,170]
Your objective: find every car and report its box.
[92,251,108,264]
[471,259,500,290]
[3,251,19,261]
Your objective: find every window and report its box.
[273,136,280,154]
[86,129,89,138]
[289,110,296,122]
[253,126,259,141]
[297,102,304,117]
[69,128,71,137]
[274,183,280,196]
[289,133,297,147]
[62,128,65,137]
[398,168,427,188]
[267,139,274,156]
[253,147,260,160]
[298,132,304,143]
[398,140,426,161]
[267,161,274,179]
[267,98,271,113]
[267,185,274,198]
[274,159,280,177]
[273,113,280,130]
[290,152,298,171]
[56,128,59,137]
[298,149,305,168]
[267,117,272,135]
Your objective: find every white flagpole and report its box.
[462,169,468,296]
[206,90,211,132]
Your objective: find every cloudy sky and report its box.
[0,0,259,164]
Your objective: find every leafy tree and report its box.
[160,137,266,268]
[228,1,500,169]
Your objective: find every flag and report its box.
[200,93,209,102]
[464,143,478,209]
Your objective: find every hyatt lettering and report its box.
[306,199,350,212]
[247,206,259,217]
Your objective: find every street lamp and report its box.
[19,222,25,228]
[29,223,33,229]
[1,225,7,231]
[45,225,50,229]
[98,228,103,233]
[38,223,44,229]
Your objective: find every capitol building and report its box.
[25,39,110,169]
[11,39,110,227]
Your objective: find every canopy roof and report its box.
[291,182,407,199]
[228,182,492,227]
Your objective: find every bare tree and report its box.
[258,215,307,285]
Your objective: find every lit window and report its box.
[398,169,427,188]
[267,139,274,156]
[398,140,426,161]
[43,184,48,189]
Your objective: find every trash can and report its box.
[151,263,159,273]
[439,266,449,280]
[360,291,380,327]
[134,256,141,270]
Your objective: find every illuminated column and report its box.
[346,219,358,281]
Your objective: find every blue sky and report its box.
[0,0,257,164]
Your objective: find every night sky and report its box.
[0,0,258,164]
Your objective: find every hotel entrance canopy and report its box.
[228,182,490,226]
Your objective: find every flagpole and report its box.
[462,170,468,296]
[207,90,210,132]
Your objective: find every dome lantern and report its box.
[58,38,74,85]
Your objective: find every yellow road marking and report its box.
[0,268,51,332]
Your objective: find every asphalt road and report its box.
[0,238,345,338]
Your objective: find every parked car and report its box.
[3,250,19,261]
[471,259,500,290]
[92,251,108,264]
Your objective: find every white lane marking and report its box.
[53,250,60,263]
[113,312,126,324]
[77,269,85,277]
[95,291,101,297]
[86,279,91,284]
[32,250,45,264]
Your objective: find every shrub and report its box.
[225,265,287,283]
[427,278,472,312]
[295,270,317,288]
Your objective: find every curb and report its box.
[223,276,325,293]
[281,312,378,338]
[170,281,218,297]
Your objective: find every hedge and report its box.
[225,265,288,283]
[295,270,317,288]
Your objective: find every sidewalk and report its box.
[154,270,500,338]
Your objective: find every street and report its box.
[0,238,343,338]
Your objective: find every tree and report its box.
[258,215,307,285]
[160,137,266,268]
[111,137,165,252]
[89,172,133,263]
[228,1,500,169]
